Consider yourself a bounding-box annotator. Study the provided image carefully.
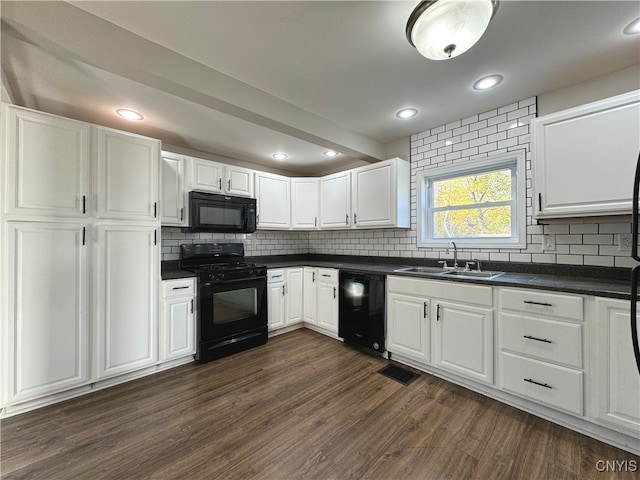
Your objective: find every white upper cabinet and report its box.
[291,178,319,229]
[190,157,224,193]
[188,157,254,197]
[161,152,187,226]
[225,165,254,197]
[532,90,640,218]
[3,104,90,218]
[320,171,351,229]
[351,158,410,229]
[94,127,160,222]
[255,171,290,229]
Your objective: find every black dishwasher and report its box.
[338,271,386,355]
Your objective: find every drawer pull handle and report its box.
[322,274,331,277]
[524,378,552,389]
[523,300,553,307]
[523,335,552,344]
[271,275,283,279]
[172,286,190,290]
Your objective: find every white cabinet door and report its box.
[94,127,160,222]
[4,222,89,404]
[434,301,494,385]
[291,178,319,229]
[387,293,430,364]
[286,268,304,325]
[94,225,159,380]
[255,172,290,229]
[267,280,286,331]
[161,278,196,362]
[3,105,90,218]
[594,298,640,435]
[190,157,224,193]
[303,267,318,325]
[161,152,186,226]
[320,171,351,229]
[317,279,338,334]
[225,165,254,197]
[533,90,640,218]
[351,158,409,229]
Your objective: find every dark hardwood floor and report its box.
[2,329,638,479]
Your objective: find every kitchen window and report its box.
[417,151,526,249]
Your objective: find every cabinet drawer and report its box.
[500,352,583,416]
[162,278,195,298]
[267,269,286,284]
[500,312,582,368]
[500,288,583,321]
[318,268,338,284]
[388,276,492,307]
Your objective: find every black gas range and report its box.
[180,243,268,364]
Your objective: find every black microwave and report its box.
[187,192,257,233]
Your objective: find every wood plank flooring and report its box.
[2,329,638,480]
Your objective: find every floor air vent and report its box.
[378,364,419,386]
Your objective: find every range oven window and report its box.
[213,288,258,324]
[199,204,243,229]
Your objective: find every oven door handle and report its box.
[201,277,266,289]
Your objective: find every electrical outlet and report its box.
[618,233,633,252]
[543,234,556,252]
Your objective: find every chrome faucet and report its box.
[446,241,458,268]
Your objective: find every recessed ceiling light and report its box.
[323,150,340,157]
[115,108,144,121]
[624,17,640,35]
[272,152,288,160]
[396,108,419,119]
[473,74,503,90]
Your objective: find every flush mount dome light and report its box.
[323,150,340,157]
[396,108,419,119]
[624,17,640,35]
[473,74,503,90]
[115,108,144,121]
[272,152,288,160]
[406,0,499,60]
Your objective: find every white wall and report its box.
[538,64,640,116]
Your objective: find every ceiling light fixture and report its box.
[396,108,419,119]
[323,150,340,157]
[473,74,503,90]
[272,152,288,160]
[406,0,500,60]
[115,108,144,121]
[623,17,640,35]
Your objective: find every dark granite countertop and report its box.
[161,254,634,300]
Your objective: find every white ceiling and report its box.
[2,1,639,175]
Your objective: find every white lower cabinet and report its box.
[267,268,304,332]
[387,292,430,364]
[433,301,494,385]
[94,225,159,380]
[160,278,196,362]
[286,268,304,326]
[316,269,339,334]
[303,267,318,325]
[593,297,640,435]
[498,288,584,416]
[3,222,90,405]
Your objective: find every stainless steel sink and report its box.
[438,270,504,279]
[393,266,444,274]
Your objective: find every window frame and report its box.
[416,151,526,249]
